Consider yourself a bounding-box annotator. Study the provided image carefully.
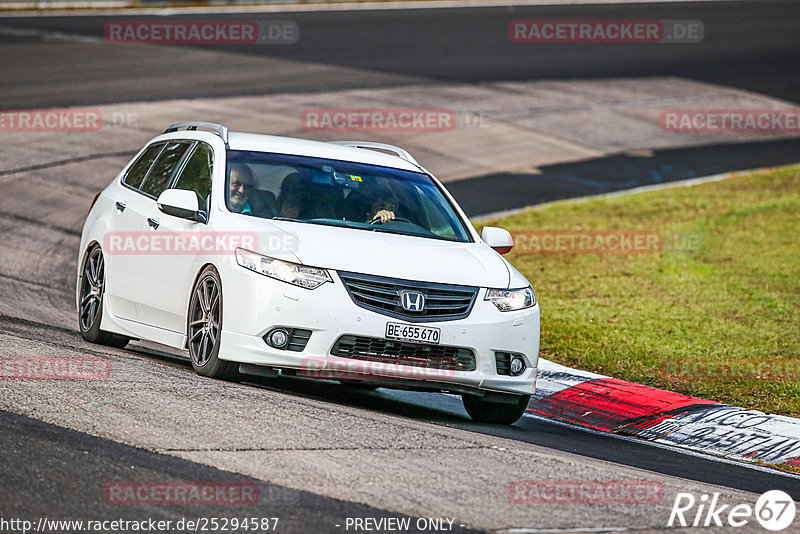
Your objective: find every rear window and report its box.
[139,141,193,198]
[122,143,164,189]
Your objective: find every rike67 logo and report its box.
[668,490,796,531]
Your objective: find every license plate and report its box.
[385,322,440,345]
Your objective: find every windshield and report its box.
[225,150,472,243]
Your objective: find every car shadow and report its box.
[125,342,476,424]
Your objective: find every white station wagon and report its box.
[77,122,539,424]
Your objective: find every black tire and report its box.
[78,245,130,349]
[187,266,239,380]
[461,392,531,425]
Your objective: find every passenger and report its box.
[228,164,255,214]
[228,163,280,217]
[279,172,338,219]
[249,189,280,218]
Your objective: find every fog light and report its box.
[267,328,290,349]
[510,355,526,376]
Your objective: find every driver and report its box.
[345,184,398,223]
[370,202,396,224]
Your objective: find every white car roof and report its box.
[226,132,423,173]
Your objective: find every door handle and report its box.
[147,217,160,230]
[115,201,126,212]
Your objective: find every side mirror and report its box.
[481,226,513,254]
[157,189,207,224]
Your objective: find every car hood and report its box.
[264,221,511,288]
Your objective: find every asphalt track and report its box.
[1,1,799,106]
[2,0,800,217]
[2,1,800,531]
[1,409,478,534]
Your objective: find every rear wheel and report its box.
[187,266,239,380]
[461,392,531,425]
[78,245,130,348]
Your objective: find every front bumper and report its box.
[217,265,539,396]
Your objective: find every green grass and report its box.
[481,166,800,416]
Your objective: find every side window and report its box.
[173,143,213,208]
[139,141,192,198]
[123,143,164,190]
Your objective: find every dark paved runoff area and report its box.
[451,137,800,217]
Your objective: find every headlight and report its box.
[485,286,535,311]
[235,248,331,289]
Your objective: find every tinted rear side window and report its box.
[173,143,213,208]
[140,142,192,198]
[123,143,164,189]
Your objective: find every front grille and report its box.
[338,271,478,322]
[331,335,476,372]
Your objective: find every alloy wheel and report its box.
[188,275,221,367]
[79,247,104,332]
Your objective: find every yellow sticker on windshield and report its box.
[350,175,362,182]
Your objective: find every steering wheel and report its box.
[370,216,411,225]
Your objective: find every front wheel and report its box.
[461,392,531,425]
[187,266,239,380]
[78,245,130,349]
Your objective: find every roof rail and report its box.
[164,122,229,144]
[330,141,420,167]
